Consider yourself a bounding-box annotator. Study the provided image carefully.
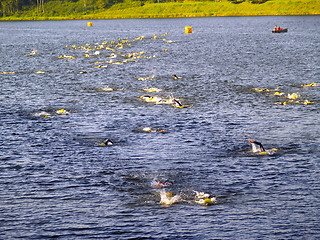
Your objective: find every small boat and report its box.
[272,28,288,33]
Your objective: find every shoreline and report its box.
[2,13,319,22]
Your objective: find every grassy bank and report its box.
[1,0,319,21]
[92,0,320,19]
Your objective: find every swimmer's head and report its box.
[204,195,216,204]
[101,138,114,146]
[209,195,216,200]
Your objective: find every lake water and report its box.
[0,16,319,239]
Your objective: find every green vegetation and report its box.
[1,0,319,20]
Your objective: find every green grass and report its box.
[86,0,320,19]
[1,0,319,21]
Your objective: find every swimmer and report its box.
[171,74,181,80]
[303,100,312,105]
[56,109,69,115]
[32,111,51,118]
[287,93,299,100]
[254,88,269,92]
[28,50,37,55]
[142,88,162,93]
[140,95,153,102]
[99,87,114,92]
[138,76,155,81]
[301,82,318,87]
[140,95,163,104]
[248,139,265,153]
[160,190,180,205]
[194,191,216,205]
[59,55,74,59]
[101,138,114,146]
[0,72,15,74]
[152,179,174,188]
[248,139,278,155]
[95,65,108,68]
[172,98,184,108]
[142,127,166,133]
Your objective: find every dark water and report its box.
[1,16,319,239]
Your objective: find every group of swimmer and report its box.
[159,190,216,206]
[151,178,216,206]
[25,30,310,208]
[139,73,188,108]
[254,83,318,106]
[28,32,186,151]
[249,82,319,155]
[59,33,170,68]
[140,94,185,108]
[32,108,70,118]
[61,33,187,109]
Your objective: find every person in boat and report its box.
[277,26,281,31]
[274,26,277,31]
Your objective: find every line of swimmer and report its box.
[27,33,189,145]
[1,32,172,75]
[59,33,173,68]
[23,32,189,109]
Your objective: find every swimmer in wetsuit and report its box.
[101,138,114,146]
[152,179,174,188]
[172,98,183,107]
[249,139,265,153]
[171,74,182,80]
[194,191,216,205]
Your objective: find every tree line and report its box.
[0,0,269,17]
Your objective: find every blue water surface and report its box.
[0,16,319,239]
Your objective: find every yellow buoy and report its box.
[185,26,192,34]
[87,22,93,27]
